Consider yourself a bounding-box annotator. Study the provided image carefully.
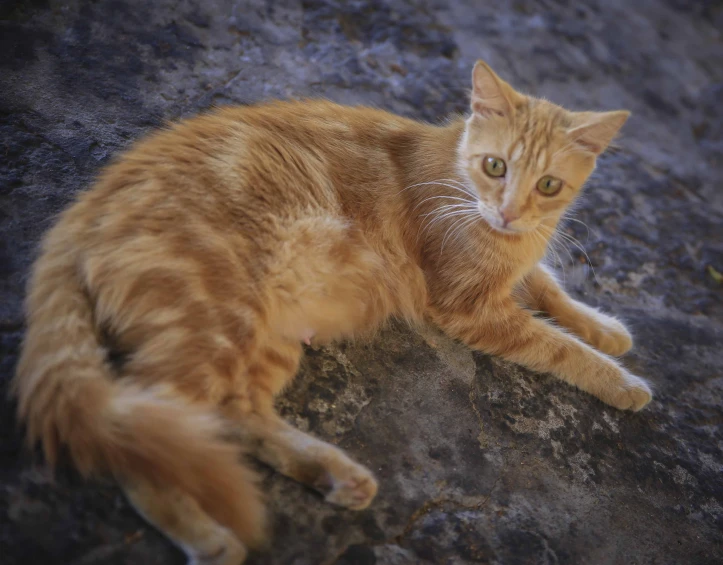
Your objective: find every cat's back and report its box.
[80,100,408,224]
[125,99,407,173]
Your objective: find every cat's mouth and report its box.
[477,203,520,234]
[489,223,525,236]
[478,210,525,235]
[491,225,522,235]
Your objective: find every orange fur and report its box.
[12,225,267,548]
[12,60,650,563]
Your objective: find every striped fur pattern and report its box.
[12,61,650,563]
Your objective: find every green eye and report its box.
[483,156,507,178]
[537,175,563,196]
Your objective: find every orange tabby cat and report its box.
[12,61,652,564]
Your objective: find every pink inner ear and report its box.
[567,111,630,155]
[471,61,519,118]
[572,137,602,154]
[472,100,505,119]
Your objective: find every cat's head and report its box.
[458,61,629,235]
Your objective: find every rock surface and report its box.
[1,1,721,564]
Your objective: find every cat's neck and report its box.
[401,118,467,189]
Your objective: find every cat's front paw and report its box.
[607,373,653,411]
[588,314,633,357]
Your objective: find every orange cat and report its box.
[12,61,651,564]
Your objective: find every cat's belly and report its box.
[300,328,315,345]
[274,296,375,345]
[262,214,427,345]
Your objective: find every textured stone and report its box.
[0,1,721,564]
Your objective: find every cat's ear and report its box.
[470,61,524,118]
[567,110,630,155]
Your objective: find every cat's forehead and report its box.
[466,99,572,172]
[506,102,572,171]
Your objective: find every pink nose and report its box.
[499,209,520,227]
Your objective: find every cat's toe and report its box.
[188,533,247,565]
[593,319,633,356]
[610,375,653,411]
[597,330,633,356]
[324,465,378,510]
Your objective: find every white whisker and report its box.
[414,194,475,210]
[539,224,598,284]
[448,216,479,249]
[537,225,570,284]
[560,215,592,241]
[402,180,476,200]
[420,203,478,218]
[441,215,478,254]
[418,209,477,244]
[556,230,599,283]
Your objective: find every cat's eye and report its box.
[482,156,506,178]
[537,175,563,196]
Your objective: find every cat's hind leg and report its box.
[236,409,378,510]
[226,337,377,510]
[123,480,247,565]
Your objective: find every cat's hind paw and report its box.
[323,462,378,510]
[186,531,247,565]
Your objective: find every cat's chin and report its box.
[486,222,526,236]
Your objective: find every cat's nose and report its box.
[499,208,520,227]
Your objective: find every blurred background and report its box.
[1,1,721,564]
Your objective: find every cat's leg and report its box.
[123,479,247,565]
[515,264,633,356]
[233,409,378,510]
[430,296,652,410]
[224,337,377,510]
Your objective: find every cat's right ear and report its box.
[471,61,524,118]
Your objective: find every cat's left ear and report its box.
[568,110,630,155]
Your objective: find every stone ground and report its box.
[1,0,722,563]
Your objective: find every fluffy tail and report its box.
[11,223,267,548]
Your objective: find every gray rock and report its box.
[0,0,721,564]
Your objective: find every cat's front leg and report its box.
[431,297,651,411]
[515,264,633,357]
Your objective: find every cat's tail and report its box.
[11,226,267,548]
